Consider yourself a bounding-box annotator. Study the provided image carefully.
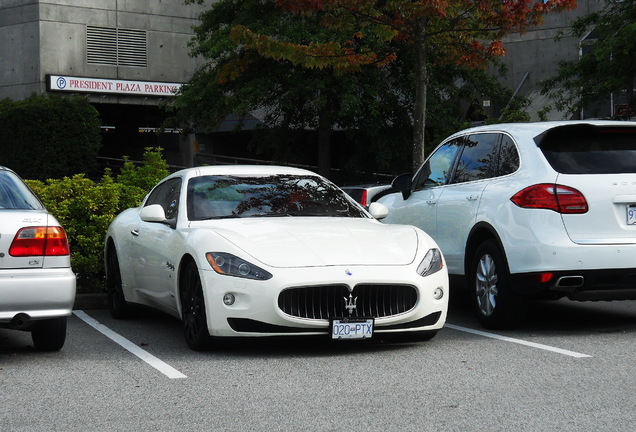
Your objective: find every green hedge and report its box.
[0,94,102,180]
[25,148,170,291]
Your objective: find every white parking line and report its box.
[445,323,592,358]
[73,310,187,379]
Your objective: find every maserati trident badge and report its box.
[344,293,357,316]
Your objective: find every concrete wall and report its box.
[0,0,209,103]
[494,0,606,120]
[0,0,41,100]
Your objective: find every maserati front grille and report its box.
[278,284,418,319]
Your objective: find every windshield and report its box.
[187,174,366,220]
[0,170,43,210]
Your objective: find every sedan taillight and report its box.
[9,227,70,256]
[510,184,588,214]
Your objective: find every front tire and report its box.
[180,261,211,351]
[31,317,67,351]
[106,243,131,319]
[470,239,527,329]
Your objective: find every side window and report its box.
[450,133,499,184]
[145,178,181,220]
[496,135,520,176]
[412,139,463,190]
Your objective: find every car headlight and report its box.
[417,248,443,277]
[206,252,272,280]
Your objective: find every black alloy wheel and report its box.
[180,261,212,351]
[470,239,527,329]
[106,244,131,319]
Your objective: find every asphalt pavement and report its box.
[3,291,636,431]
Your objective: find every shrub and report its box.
[25,148,170,290]
[0,94,102,180]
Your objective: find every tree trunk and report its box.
[412,19,429,172]
[317,108,332,178]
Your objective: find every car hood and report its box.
[207,217,419,268]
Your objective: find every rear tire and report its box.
[470,239,527,329]
[106,243,132,319]
[180,261,212,351]
[31,317,67,351]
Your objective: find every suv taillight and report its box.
[510,184,588,214]
[360,190,369,207]
[9,227,70,256]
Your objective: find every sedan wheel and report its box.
[31,317,67,351]
[181,261,211,351]
[470,240,527,329]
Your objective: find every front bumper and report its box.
[200,264,449,338]
[0,268,76,323]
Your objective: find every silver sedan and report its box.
[0,166,76,351]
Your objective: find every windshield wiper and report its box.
[197,214,241,220]
[248,212,295,217]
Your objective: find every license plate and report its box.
[628,205,636,225]
[330,318,374,340]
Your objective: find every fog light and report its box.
[223,293,236,306]
[433,287,444,300]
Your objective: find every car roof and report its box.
[173,165,321,178]
[445,120,636,142]
[0,165,19,175]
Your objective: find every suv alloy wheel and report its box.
[470,240,527,329]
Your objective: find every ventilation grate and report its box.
[87,25,147,68]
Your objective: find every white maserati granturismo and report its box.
[104,165,448,350]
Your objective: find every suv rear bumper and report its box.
[510,268,636,301]
[0,268,76,322]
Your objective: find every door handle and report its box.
[426,200,437,205]
[131,229,140,237]
[466,195,478,201]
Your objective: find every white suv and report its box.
[379,121,636,329]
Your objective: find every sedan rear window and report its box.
[0,170,43,210]
[539,124,636,174]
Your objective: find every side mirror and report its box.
[368,202,389,220]
[392,173,413,200]
[139,204,167,222]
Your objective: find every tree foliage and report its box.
[541,0,636,117]
[177,0,420,177]
[229,0,576,169]
[0,94,102,180]
[178,0,519,177]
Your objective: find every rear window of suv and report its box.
[539,124,636,174]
